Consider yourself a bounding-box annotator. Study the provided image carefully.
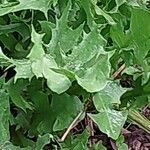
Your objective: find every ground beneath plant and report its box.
[113,106,150,150]
[124,106,150,150]
[94,125,150,150]
[71,107,150,150]
[44,106,150,150]
[124,125,150,150]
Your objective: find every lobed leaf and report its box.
[0,0,53,18]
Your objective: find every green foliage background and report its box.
[0,0,150,149]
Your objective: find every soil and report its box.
[124,125,150,150]
[72,106,150,150]
[123,106,150,150]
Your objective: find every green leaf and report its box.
[110,24,131,48]
[0,34,17,53]
[61,130,88,150]
[75,54,111,92]
[93,82,127,106]
[0,88,10,145]
[7,79,33,112]
[0,48,34,81]
[110,0,127,12]
[116,135,128,150]
[29,54,71,94]
[88,84,127,139]
[13,60,34,82]
[0,23,30,42]
[44,67,71,94]
[88,110,127,140]
[122,66,141,76]
[78,0,93,27]
[115,0,126,8]
[118,144,128,150]
[127,0,140,7]
[30,55,57,78]
[94,5,116,25]
[0,0,53,18]
[27,25,45,60]
[65,25,106,71]
[49,0,83,55]
[52,93,83,131]
[15,111,31,131]
[0,47,11,66]
[27,90,55,135]
[130,8,150,60]
[89,142,107,150]
[40,21,52,44]
[28,26,71,94]
[0,142,31,150]
[35,134,53,150]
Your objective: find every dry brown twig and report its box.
[60,111,83,142]
[86,116,95,147]
[60,98,92,142]
[112,64,125,79]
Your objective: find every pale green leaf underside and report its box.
[65,26,106,70]
[93,82,127,107]
[88,110,127,140]
[75,54,111,92]
[44,68,71,94]
[89,83,127,139]
[29,26,71,94]
[14,60,34,82]
[64,25,111,93]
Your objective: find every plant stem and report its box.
[86,116,95,147]
[60,111,84,142]
[128,109,150,134]
[112,64,125,79]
